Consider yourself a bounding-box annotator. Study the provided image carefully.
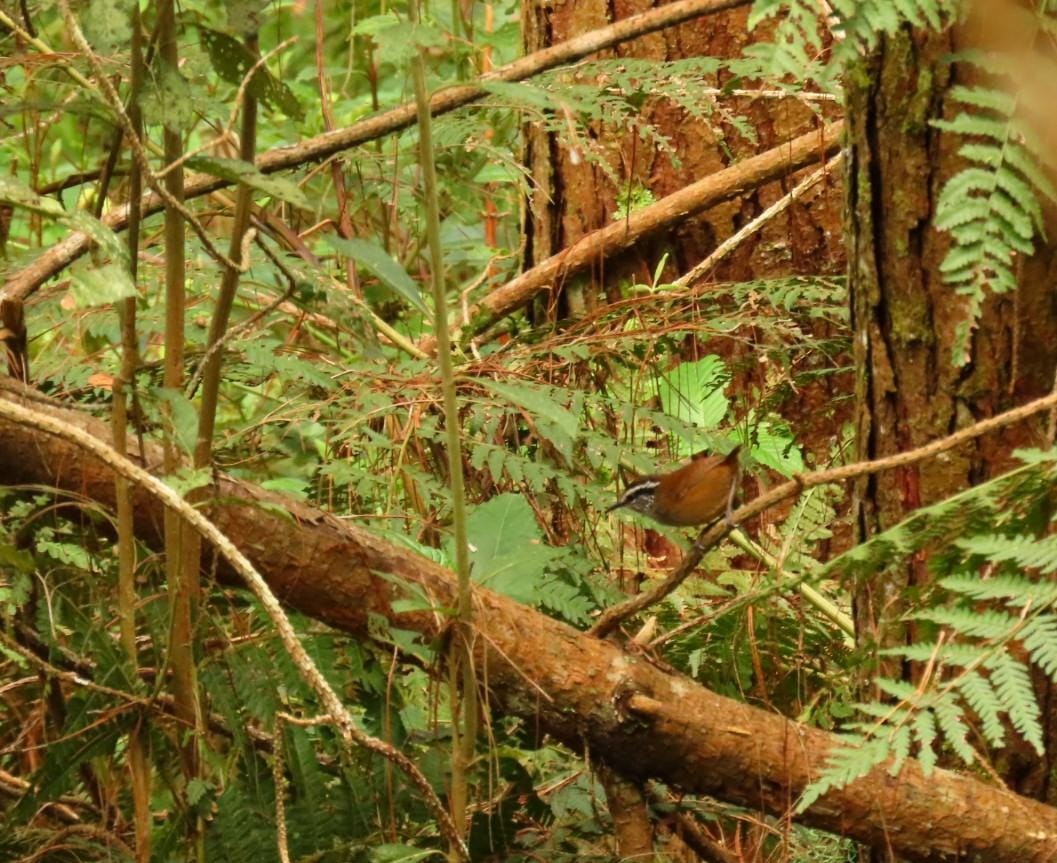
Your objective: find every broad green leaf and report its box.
[327,236,429,314]
[140,61,196,132]
[478,379,580,458]
[67,261,136,308]
[751,420,804,474]
[188,156,311,209]
[197,26,303,119]
[463,494,560,603]
[82,0,133,53]
[655,355,730,448]
[359,21,446,66]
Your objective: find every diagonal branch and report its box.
[0,0,749,303]
[590,387,1057,638]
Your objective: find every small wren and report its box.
[606,446,741,527]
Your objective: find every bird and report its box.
[606,446,741,527]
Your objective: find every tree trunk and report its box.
[846,23,1057,798]
[522,0,844,320]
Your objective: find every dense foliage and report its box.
[2,0,1057,861]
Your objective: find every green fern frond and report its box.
[917,606,1017,639]
[913,709,939,774]
[938,570,1057,604]
[886,641,984,666]
[932,79,1055,360]
[985,652,1045,753]
[933,695,976,764]
[747,0,960,86]
[805,452,1057,803]
[818,454,1057,585]
[956,671,1006,747]
[888,723,913,774]
[797,734,891,812]
[1022,615,1057,681]
[955,533,1057,578]
[872,676,921,704]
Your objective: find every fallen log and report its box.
[1,377,1054,862]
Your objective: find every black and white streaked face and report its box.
[606,479,660,520]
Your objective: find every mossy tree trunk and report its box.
[846,24,1057,802]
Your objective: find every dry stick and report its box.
[590,388,1057,639]
[0,395,469,860]
[1,0,750,303]
[431,121,844,352]
[677,152,844,285]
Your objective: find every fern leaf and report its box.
[934,113,1012,141]
[986,652,1045,754]
[957,532,1057,577]
[797,735,891,812]
[873,676,922,704]
[919,606,1016,639]
[913,709,939,774]
[948,84,1016,113]
[956,671,1006,747]
[819,460,1057,585]
[886,641,982,666]
[931,72,1053,359]
[1022,615,1057,680]
[939,570,1057,605]
[933,695,976,764]
[888,724,913,775]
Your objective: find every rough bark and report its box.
[1,378,1056,863]
[846,23,1057,796]
[522,0,845,299]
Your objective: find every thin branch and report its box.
[2,0,750,302]
[590,388,1057,638]
[0,394,469,861]
[56,0,243,273]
